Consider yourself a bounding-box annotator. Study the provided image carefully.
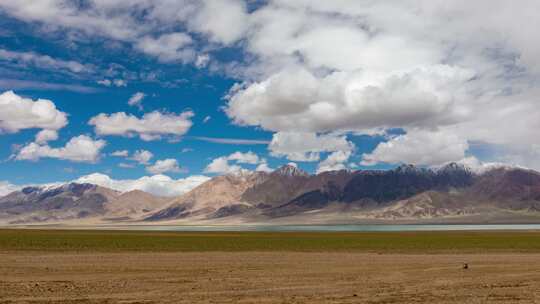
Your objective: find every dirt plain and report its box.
[1,251,540,304]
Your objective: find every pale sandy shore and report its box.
[1,251,540,303]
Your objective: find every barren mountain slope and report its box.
[146,171,269,221]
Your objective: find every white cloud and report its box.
[130,150,154,165]
[89,110,194,141]
[0,48,92,73]
[187,0,248,45]
[196,54,210,68]
[111,150,129,157]
[0,1,249,68]
[204,151,267,174]
[2,1,540,169]
[202,115,211,123]
[255,162,273,173]
[223,1,540,169]
[0,79,97,93]
[226,65,474,133]
[317,150,352,174]
[98,79,127,87]
[97,79,112,86]
[193,136,269,145]
[146,159,182,174]
[15,135,106,163]
[269,132,354,162]
[75,173,210,197]
[136,33,194,63]
[118,162,135,169]
[227,151,261,164]
[204,156,243,174]
[454,157,510,174]
[0,181,19,197]
[361,129,469,167]
[113,79,127,87]
[35,129,58,144]
[128,92,146,110]
[0,1,248,46]
[0,91,67,134]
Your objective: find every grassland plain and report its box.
[2,229,540,253]
[2,230,540,303]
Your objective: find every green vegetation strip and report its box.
[1,229,540,253]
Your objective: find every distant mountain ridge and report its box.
[0,182,168,224]
[1,163,540,225]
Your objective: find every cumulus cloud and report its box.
[204,151,268,174]
[454,157,513,174]
[223,1,540,169]
[269,132,354,162]
[127,92,146,110]
[89,110,194,141]
[204,157,243,175]
[0,1,248,67]
[227,151,261,164]
[226,66,474,133]
[196,54,210,69]
[3,1,540,169]
[361,129,469,167]
[317,150,352,174]
[112,149,155,167]
[0,91,67,134]
[35,129,58,144]
[0,181,19,197]
[135,33,194,63]
[146,159,182,174]
[15,135,106,163]
[255,162,273,173]
[75,173,210,197]
[187,0,248,45]
[130,150,154,165]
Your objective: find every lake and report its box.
[89,224,540,232]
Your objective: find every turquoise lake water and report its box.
[95,224,540,232]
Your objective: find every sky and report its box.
[0,0,539,196]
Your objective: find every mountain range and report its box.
[1,163,540,225]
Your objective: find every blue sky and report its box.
[0,1,539,195]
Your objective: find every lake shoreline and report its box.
[3,223,540,232]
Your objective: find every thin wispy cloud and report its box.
[0,79,99,93]
[192,136,270,145]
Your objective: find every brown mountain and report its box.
[0,183,168,224]
[105,190,170,219]
[467,167,540,211]
[146,171,268,221]
[342,166,540,221]
[240,165,312,209]
[149,163,540,223]
[268,163,475,217]
[2,164,540,225]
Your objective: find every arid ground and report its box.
[1,230,540,303]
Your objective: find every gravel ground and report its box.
[1,251,540,303]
